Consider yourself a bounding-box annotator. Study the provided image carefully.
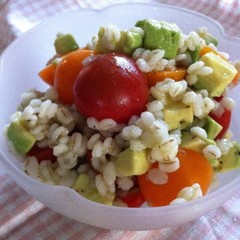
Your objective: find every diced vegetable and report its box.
[194,52,238,97]
[198,32,218,46]
[200,46,217,57]
[54,49,95,104]
[136,19,181,59]
[73,53,149,123]
[54,33,79,55]
[232,71,240,86]
[119,188,145,208]
[146,68,187,88]
[27,146,57,163]
[7,121,36,155]
[137,148,213,206]
[209,109,231,139]
[38,63,57,86]
[113,148,151,177]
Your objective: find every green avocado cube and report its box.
[83,189,115,206]
[95,26,119,53]
[122,30,143,54]
[194,52,238,97]
[189,46,200,63]
[73,173,115,206]
[73,173,90,191]
[54,33,79,55]
[163,100,193,131]
[180,132,207,153]
[95,27,143,54]
[198,32,218,46]
[180,132,216,153]
[7,121,36,155]
[215,141,240,172]
[203,116,223,140]
[113,148,150,177]
[136,19,181,59]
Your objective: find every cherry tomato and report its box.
[209,97,232,139]
[119,187,145,208]
[210,110,231,139]
[27,146,56,163]
[73,53,149,123]
[54,49,94,104]
[137,148,213,207]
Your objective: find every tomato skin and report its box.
[209,97,232,139]
[210,110,231,139]
[137,148,213,207]
[120,188,145,208]
[27,146,56,163]
[73,53,149,123]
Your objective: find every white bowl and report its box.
[1,3,240,230]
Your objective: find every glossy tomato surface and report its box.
[73,53,149,123]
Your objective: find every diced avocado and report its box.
[7,120,36,155]
[194,52,238,97]
[113,148,150,177]
[215,141,240,172]
[180,132,207,153]
[95,26,120,53]
[122,30,143,54]
[189,46,200,63]
[203,116,223,140]
[198,32,218,46]
[163,98,193,131]
[73,173,90,191]
[54,33,79,55]
[135,19,181,59]
[83,189,115,206]
[95,27,143,54]
[73,173,114,205]
[180,131,216,153]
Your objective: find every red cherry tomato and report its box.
[209,97,232,139]
[119,188,145,208]
[73,53,149,123]
[27,146,56,163]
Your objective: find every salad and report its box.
[5,19,240,208]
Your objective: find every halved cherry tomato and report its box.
[38,63,57,86]
[146,68,187,88]
[54,49,95,104]
[210,110,231,139]
[137,148,213,207]
[209,96,232,139]
[73,53,149,123]
[119,187,145,208]
[27,146,56,163]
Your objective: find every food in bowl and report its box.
[5,19,240,208]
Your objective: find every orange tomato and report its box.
[146,68,187,88]
[199,46,217,57]
[54,49,95,104]
[199,46,228,61]
[137,148,213,207]
[231,71,240,86]
[38,63,57,86]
